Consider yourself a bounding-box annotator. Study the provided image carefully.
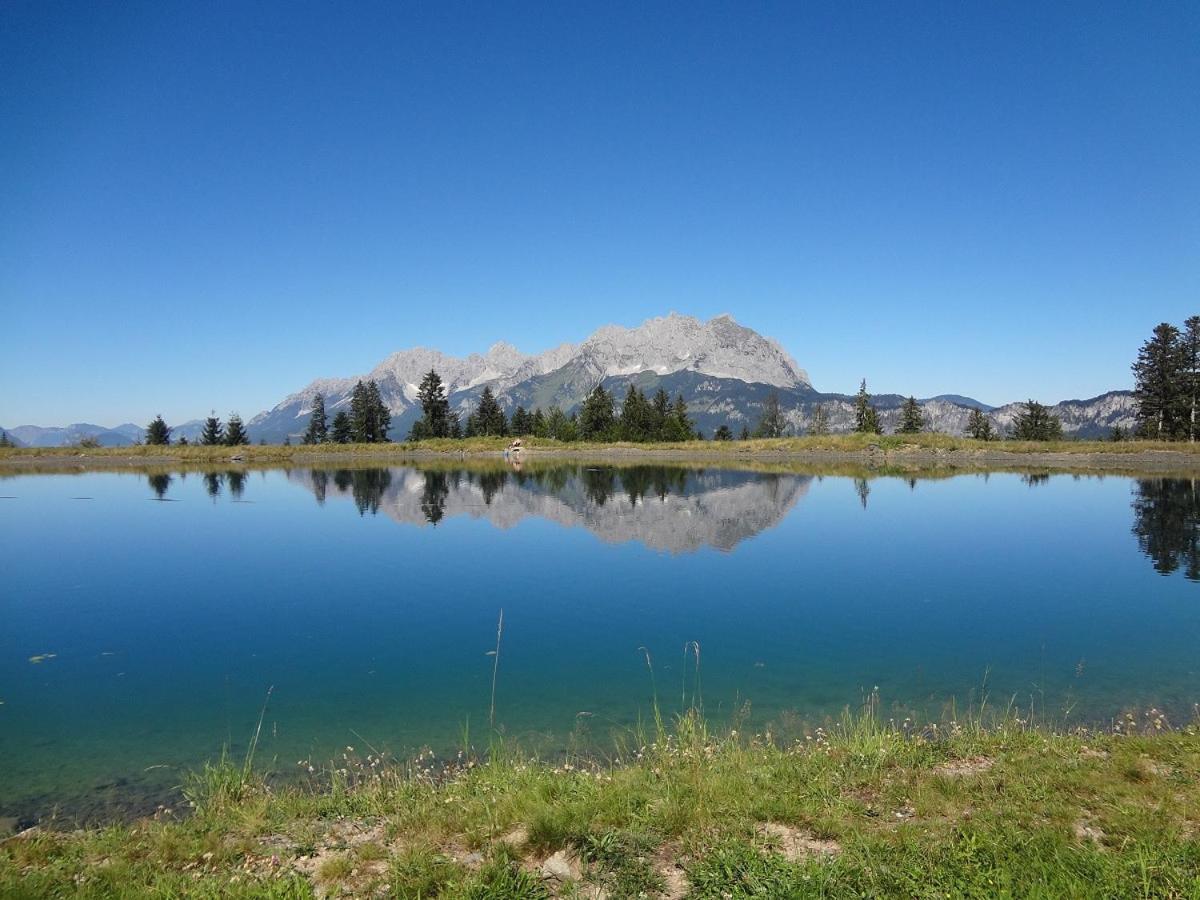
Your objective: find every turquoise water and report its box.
[1,463,1198,823]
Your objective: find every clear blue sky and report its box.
[2,1,1197,426]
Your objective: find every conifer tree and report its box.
[200,412,224,446]
[661,394,693,442]
[740,424,750,440]
[897,396,925,434]
[714,424,733,441]
[510,405,533,435]
[965,408,994,441]
[1183,316,1200,442]
[475,386,507,436]
[531,408,548,438]
[650,388,670,439]
[854,380,882,434]
[447,410,462,439]
[145,415,171,445]
[0,429,11,448]
[1010,400,1063,441]
[754,392,786,438]
[330,411,352,443]
[224,413,249,446]
[414,369,450,439]
[1133,323,1185,440]
[545,406,568,440]
[303,392,328,444]
[619,385,652,441]
[366,380,390,442]
[349,380,370,442]
[560,411,580,442]
[178,436,189,446]
[579,384,615,440]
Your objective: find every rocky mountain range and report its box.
[248,313,1134,441]
[4,313,1137,444]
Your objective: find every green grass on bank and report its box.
[5,709,1200,898]
[3,432,1199,464]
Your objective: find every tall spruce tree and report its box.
[349,381,370,442]
[0,429,12,448]
[366,380,391,442]
[475,386,507,436]
[896,396,925,434]
[303,392,328,444]
[619,386,652,441]
[531,408,548,438]
[739,424,750,440]
[579,384,615,440]
[200,412,224,446]
[663,394,693,442]
[966,408,994,441]
[1010,400,1063,441]
[510,405,533,436]
[714,424,733,441]
[1183,317,1200,442]
[854,380,882,434]
[754,392,786,438]
[1133,323,1185,440]
[650,388,671,439]
[545,406,568,440]
[224,413,249,446]
[414,369,450,439]
[145,415,171,445]
[330,411,352,444]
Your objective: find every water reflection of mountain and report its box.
[1131,478,1200,581]
[292,465,810,553]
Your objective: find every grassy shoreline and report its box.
[4,433,1200,473]
[5,710,1200,897]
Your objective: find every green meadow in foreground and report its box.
[4,707,1200,898]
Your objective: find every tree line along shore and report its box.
[1,316,1195,451]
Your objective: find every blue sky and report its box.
[2,1,1197,426]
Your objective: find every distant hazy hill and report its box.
[2,423,143,447]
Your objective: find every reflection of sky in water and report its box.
[0,466,1197,821]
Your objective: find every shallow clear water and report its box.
[1,462,1198,822]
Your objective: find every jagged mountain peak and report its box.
[579,313,809,389]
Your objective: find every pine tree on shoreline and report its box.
[854,380,882,435]
[200,413,224,446]
[302,393,328,444]
[896,396,924,434]
[144,415,171,445]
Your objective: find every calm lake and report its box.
[2,461,1198,823]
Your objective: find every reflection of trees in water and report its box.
[474,470,508,506]
[582,467,617,506]
[854,477,870,509]
[319,469,393,516]
[619,466,690,505]
[1022,473,1051,487]
[350,469,391,516]
[421,471,450,525]
[1132,479,1200,581]
[146,473,172,499]
[310,469,328,505]
[204,472,223,499]
[226,470,246,499]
